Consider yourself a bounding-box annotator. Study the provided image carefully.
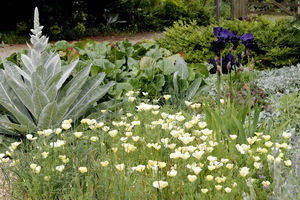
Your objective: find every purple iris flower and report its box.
[212,27,231,55]
[213,27,223,38]
[220,29,231,42]
[209,54,234,74]
[229,31,240,50]
[240,32,262,54]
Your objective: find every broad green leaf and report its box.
[191,63,209,78]
[145,49,162,61]
[31,72,45,92]
[127,57,139,69]
[56,59,79,90]
[46,84,57,102]
[91,65,101,77]
[37,101,58,129]
[195,85,211,96]
[65,81,115,121]
[157,59,176,75]
[4,73,35,115]
[55,40,72,51]
[139,57,156,70]
[186,77,202,100]
[151,74,165,92]
[56,90,81,124]
[94,59,115,69]
[21,54,35,73]
[0,115,24,135]
[32,89,50,118]
[175,57,188,80]
[178,79,188,92]
[45,71,63,90]
[116,82,133,97]
[58,65,90,102]
[74,40,90,50]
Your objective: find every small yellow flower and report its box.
[55,128,62,135]
[254,132,263,136]
[282,132,292,139]
[42,152,49,158]
[275,157,282,164]
[115,164,125,171]
[167,169,177,177]
[224,187,232,193]
[201,188,209,194]
[163,95,171,101]
[30,164,37,170]
[284,160,292,166]
[262,181,270,187]
[78,167,87,174]
[206,175,214,181]
[101,161,109,167]
[101,110,106,114]
[239,167,250,177]
[90,136,99,142]
[56,165,65,172]
[74,132,83,138]
[61,123,71,130]
[133,165,145,173]
[267,154,274,160]
[153,181,168,189]
[44,176,51,181]
[262,135,271,141]
[254,162,261,169]
[158,162,167,169]
[265,141,273,148]
[187,175,197,183]
[229,135,238,140]
[109,130,118,137]
[112,147,118,153]
[198,122,207,129]
[148,160,157,167]
[215,185,222,191]
[220,99,225,104]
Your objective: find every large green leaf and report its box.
[0,115,24,135]
[127,57,139,69]
[37,101,58,130]
[55,40,72,51]
[65,81,115,121]
[151,74,165,92]
[56,59,79,90]
[64,72,108,118]
[4,72,35,115]
[139,57,156,70]
[31,72,45,92]
[56,90,81,124]
[157,59,176,75]
[46,85,57,102]
[58,65,90,102]
[32,89,50,119]
[116,82,133,97]
[191,63,209,78]
[145,49,162,61]
[186,77,202,100]
[175,57,188,80]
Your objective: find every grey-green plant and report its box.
[0,7,114,136]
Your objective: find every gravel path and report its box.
[0,32,164,60]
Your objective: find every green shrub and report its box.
[156,17,300,68]
[156,20,214,63]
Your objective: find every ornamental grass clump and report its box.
[1,93,296,199]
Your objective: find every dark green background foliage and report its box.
[156,17,300,68]
[0,0,213,41]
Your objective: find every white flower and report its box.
[90,136,99,142]
[115,164,125,171]
[78,167,87,174]
[109,130,118,137]
[167,169,177,177]
[192,151,205,160]
[26,134,37,141]
[282,132,292,139]
[74,132,83,138]
[187,175,197,182]
[56,165,65,172]
[239,167,250,177]
[153,181,168,189]
[163,95,171,100]
[170,152,181,159]
[43,129,53,136]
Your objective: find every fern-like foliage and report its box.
[0,7,114,136]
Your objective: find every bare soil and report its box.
[0,31,164,60]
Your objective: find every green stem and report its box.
[248,56,251,137]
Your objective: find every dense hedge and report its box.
[156,17,300,68]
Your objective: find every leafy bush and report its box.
[156,17,300,68]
